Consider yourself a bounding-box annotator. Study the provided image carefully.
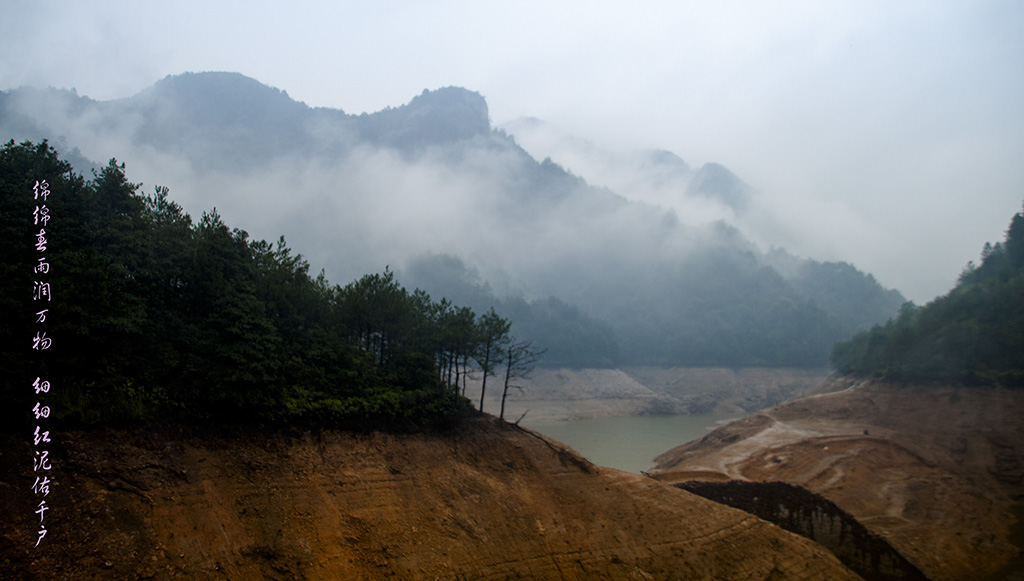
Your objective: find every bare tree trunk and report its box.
[460,353,469,398]
[500,339,545,421]
[479,364,488,413]
[500,344,513,420]
[478,340,492,413]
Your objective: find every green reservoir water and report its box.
[520,413,737,474]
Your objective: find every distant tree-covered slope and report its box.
[401,247,902,369]
[831,204,1024,385]
[0,140,533,429]
[400,253,620,368]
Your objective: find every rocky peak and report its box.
[362,86,491,148]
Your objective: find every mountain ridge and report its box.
[0,71,906,368]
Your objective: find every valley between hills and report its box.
[2,74,1021,579]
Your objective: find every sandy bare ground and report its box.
[649,378,1024,580]
[0,417,860,580]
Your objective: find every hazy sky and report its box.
[3,0,1023,303]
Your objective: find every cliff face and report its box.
[0,418,857,580]
[650,379,1024,580]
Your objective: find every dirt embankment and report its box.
[678,480,927,581]
[649,379,1024,580]
[467,367,830,421]
[0,417,859,580]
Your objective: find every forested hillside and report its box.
[831,204,1024,385]
[1,140,531,428]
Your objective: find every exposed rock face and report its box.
[623,367,832,416]
[650,379,1024,580]
[467,367,831,422]
[469,368,686,421]
[0,418,858,580]
[678,480,927,581]
[384,86,491,145]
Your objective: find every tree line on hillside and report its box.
[402,244,899,370]
[831,204,1024,386]
[0,140,540,429]
[400,252,620,368]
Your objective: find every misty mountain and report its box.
[686,162,752,212]
[0,71,905,367]
[499,117,751,217]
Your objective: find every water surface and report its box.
[521,413,736,474]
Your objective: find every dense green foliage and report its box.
[831,206,1024,385]
[1,141,521,428]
